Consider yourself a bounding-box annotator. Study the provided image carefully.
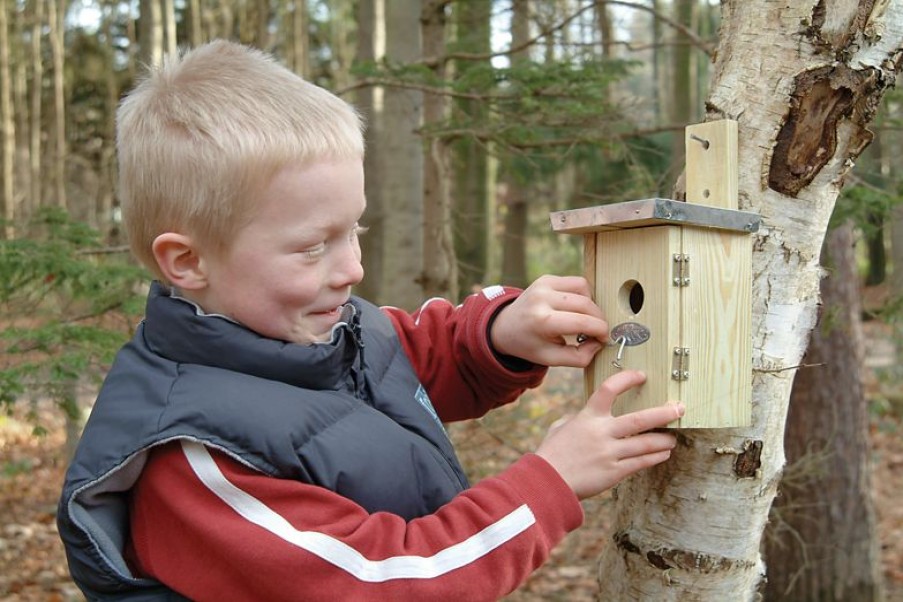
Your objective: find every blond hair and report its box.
[116,40,364,279]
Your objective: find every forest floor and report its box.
[1,320,901,601]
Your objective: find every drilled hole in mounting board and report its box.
[618,280,645,316]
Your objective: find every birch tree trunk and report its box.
[597,2,903,600]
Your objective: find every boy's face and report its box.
[195,158,366,344]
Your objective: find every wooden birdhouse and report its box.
[550,121,761,428]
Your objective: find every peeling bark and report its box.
[768,65,879,196]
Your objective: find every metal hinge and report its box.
[671,347,690,380]
[672,253,691,287]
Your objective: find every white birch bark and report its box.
[597,2,903,600]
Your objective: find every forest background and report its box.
[0,0,902,600]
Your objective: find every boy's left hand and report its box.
[490,275,608,368]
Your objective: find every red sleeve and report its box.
[127,440,583,602]
[382,285,547,422]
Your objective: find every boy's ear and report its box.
[152,233,208,291]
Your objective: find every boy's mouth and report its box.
[310,303,349,320]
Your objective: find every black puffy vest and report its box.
[57,283,470,600]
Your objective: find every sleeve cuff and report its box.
[468,286,547,386]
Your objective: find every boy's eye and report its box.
[302,224,366,259]
[303,243,327,260]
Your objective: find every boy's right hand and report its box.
[535,370,682,500]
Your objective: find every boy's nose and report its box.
[330,244,364,288]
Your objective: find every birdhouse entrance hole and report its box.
[619,280,645,315]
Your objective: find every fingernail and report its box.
[677,403,686,417]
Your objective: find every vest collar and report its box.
[142,281,363,390]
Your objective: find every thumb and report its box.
[587,370,647,416]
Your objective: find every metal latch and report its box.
[672,347,690,380]
[672,253,690,287]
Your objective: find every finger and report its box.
[586,370,647,415]
[615,449,674,478]
[560,319,609,347]
[614,432,677,460]
[534,274,594,297]
[609,403,684,439]
[548,291,605,320]
[541,340,605,368]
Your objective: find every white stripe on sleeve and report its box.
[180,440,537,582]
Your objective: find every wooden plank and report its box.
[685,120,739,210]
[679,228,753,427]
[593,226,681,424]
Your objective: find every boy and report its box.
[58,41,682,601]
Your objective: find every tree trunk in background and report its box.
[237,0,268,48]
[380,0,423,310]
[329,0,355,92]
[597,2,903,599]
[596,1,613,59]
[256,0,269,49]
[862,136,887,286]
[100,1,119,243]
[500,0,530,290]
[668,0,696,188]
[452,0,491,297]
[187,0,202,46]
[0,0,13,238]
[353,0,384,303]
[162,0,176,55]
[217,2,235,42]
[47,0,66,210]
[892,201,903,300]
[288,0,309,78]
[696,1,716,118]
[137,0,162,69]
[764,223,882,601]
[421,0,457,301]
[12,6,26,175]
[883,97,903,302]
[28,0,42,220]
[651,0,662,126]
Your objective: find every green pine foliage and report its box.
[0,208,148,426]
